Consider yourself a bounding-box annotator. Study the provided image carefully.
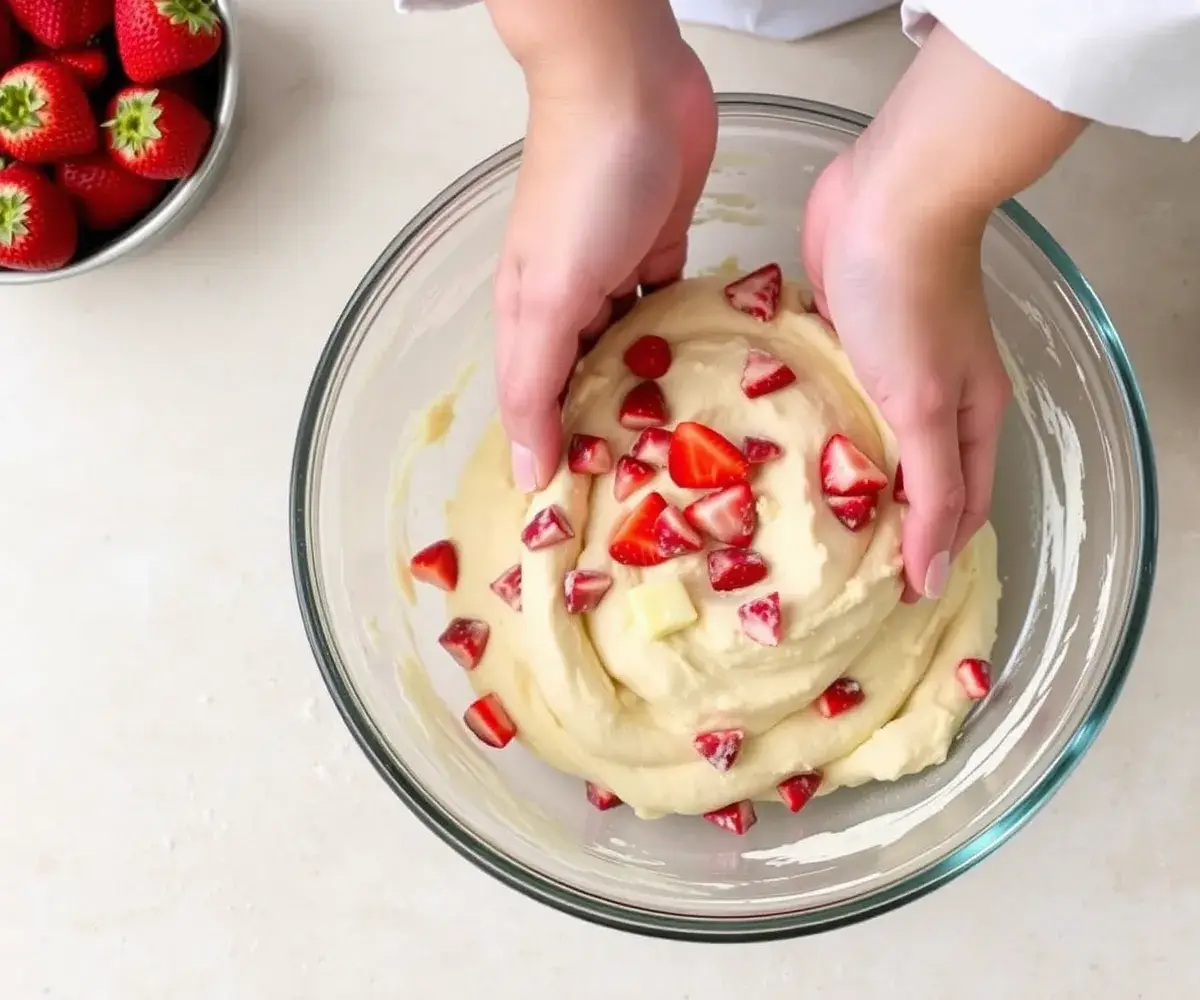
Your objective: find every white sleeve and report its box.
[395,0,475,9]
[901,0,1200,140]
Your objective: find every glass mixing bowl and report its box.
[290,96,1156,940]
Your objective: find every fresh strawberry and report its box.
[438,617,490,671]
[58,153,164,230]
[521,504,574,551]
[489,563,522,611]
[723,263,782,322]
[563,569,612,613]
[956,658,992,700]
[668,421,750,489]
[463,692,516,748]
[820,434,888,497]
[618,380,668,429]
[777,771,822,813]
[567,433,613,475]
[103,85,211,179]
[630,426,672,467]
[623,334,671,379]
[737,591,781,647]
[0,61,97,163]
[653,504,703,559]
[703,800,757,835]
[613,454,655,502]
[116,0,223,84]
[586,781,623,811]
[608,491,668,566]
[893,463,908,503]
[816,678,864,718]
[827,494,878,532]
[408,538,459,592]
[743,436,783,464]
[9,0,113,50]
[693,729,744,772]
[32,42,109,91]
[684,482,756,548]
[741,348,796,399]
[0,6,18,74]
[0,163,76,270]
[707,548,768,592]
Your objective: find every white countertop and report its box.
[4,3,1198,996]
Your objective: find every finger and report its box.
[951,376,1010,557]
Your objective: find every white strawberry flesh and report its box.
[631,427,673,467]
[567,434,614,475]
[521,504,574,550]
[693,729,745,772]
[707,548,768,592]
[613,454,656,502]
[740,348,797,399]
[563,569,613,614]
[654,505,703,559]
[703,800,757,835]
[586,781,623,811]
[438,617,491,670]
[723,263,782,322]
[743,437,783,464]
[489,563,523,611]
[820,434,888,496]
[777,771,822,812]
[737,591,782,646]
[816,677,864,718]
[463,692,517,748]
[827,494,878,532]
[685,482,756,547]
[956,657,992,700]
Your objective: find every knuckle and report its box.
[893,376,958,429]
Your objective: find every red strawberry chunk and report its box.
[568,433,614,475]
[723,263,782,322]
[623,335,672,379]
[613,454,656,502]
[586,782,623,811]
[741,348,797,399]
[893,463,908,503]
[777,771,823,813]
[743,437,783,464]
[816,678,865,718]
[618,380,669,429]
[827,494,878,532]
[631,427,673,468]
[438,617,491,670]
[522,505,574,550]
[464,693,517,748]
[563,569,613,613]
[703,800,758,835]
[668,421,750,489]
[738,591,782,646]
[489,563,523,611]
[707,548,768,592]
[684,482,756,548]
[693,729,745,772]
[956,658,992,700]
[820,434,888,496]
[409,539,459,592]
[654,505,704,559]
[609,492,669,566]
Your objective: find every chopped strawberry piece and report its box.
[409,539,459,592]
[741,348,797,399]
[438,617,491,670]
[521,505,574,550]
[567,434,614,475]
[586,781,623,811]
[738,591,782,646]
[777,771,823,813]
[668,421,750,489]
[723,263,782,322]
[631,426,673,467]
[816,678,865,718]
[956,658,992,700]
[693,729,745,772]
[893,463,908,503]
[489,563,523,611]
[707,548,768,592]
[654,505,704,559]
[609,492,669,566]
[703,800,758,835]
[563,569,613,613]
[820,434,889,496]
[743,436,783,464]
[613,454,656,502]
[623,334,672,379]
[827,494,878,532]
[618,380,669,429]
[463,692,517,748]
[684,482,756,547]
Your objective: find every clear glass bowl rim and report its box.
[289,95,1158,942]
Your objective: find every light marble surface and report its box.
[3,3,1198,997]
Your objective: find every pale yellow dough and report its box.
[446,277,1000,819]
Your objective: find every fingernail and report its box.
[924,550,950,600]
[511,443,537,493]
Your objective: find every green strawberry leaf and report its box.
[105,91,164,156]
[0,187,31,248]
[157,0,221,35]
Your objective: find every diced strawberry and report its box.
[463,692,517,748]
[489,563,523,611]
[438,617,491,670]
[521,505,574,550]
[723,263,782,322]
[684,482,756,547]
[743,437,783,464]
[893,463,908,503]
[613,454,656,502]
[737,591,782,646]
[827,494,878,532]
[618,380,669,429]
[816,678,864,718]
[568,433,614,475]
[693,729,745,772]
[631,426,673,467]
[707,548,768,592]
[586,781,623,811]
[654,505,704,559]
[820,434,888,496]
[668,421,750,489]
[623,334,672,379]
[703,800,758,835]
[777,771,823,813]
[609,492,669,566]
[956,658,992,700]
[741,348,797,399]
[563,569,613,613]
[409,539,459,592]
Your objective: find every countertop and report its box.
[3,3,1198,997]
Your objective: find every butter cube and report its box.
[628,579,698,640]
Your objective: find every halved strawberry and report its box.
[741,348,796,399]
[703,800,757,835]
[618,380,669,429]
[609,492,668,566]
[743,437,783,464]
[956,658,992,700]
[563,569,613,613]
[693,729,745,772]
[568,433,613,475]
[684,482,756,547]
[613,454,656,502]
[631,426,672,468]
[409,539,459,592]
[669,421,750,489]
[820,434,888,496]
[893,463,908,503]
[723,263,782,322]
[464,693,516,748]
[777,771,822,813]
[489,563,523,611]
[707,548,768,592]
[586,782,623,811]
[623,334,672,379]
[738,591,781,646]
[521,505,574,550]
[816,678,864,718]
[438,617,490,670]
[654,505,703,559]
[827,494,878,532]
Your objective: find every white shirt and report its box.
[397,0,1200,140]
